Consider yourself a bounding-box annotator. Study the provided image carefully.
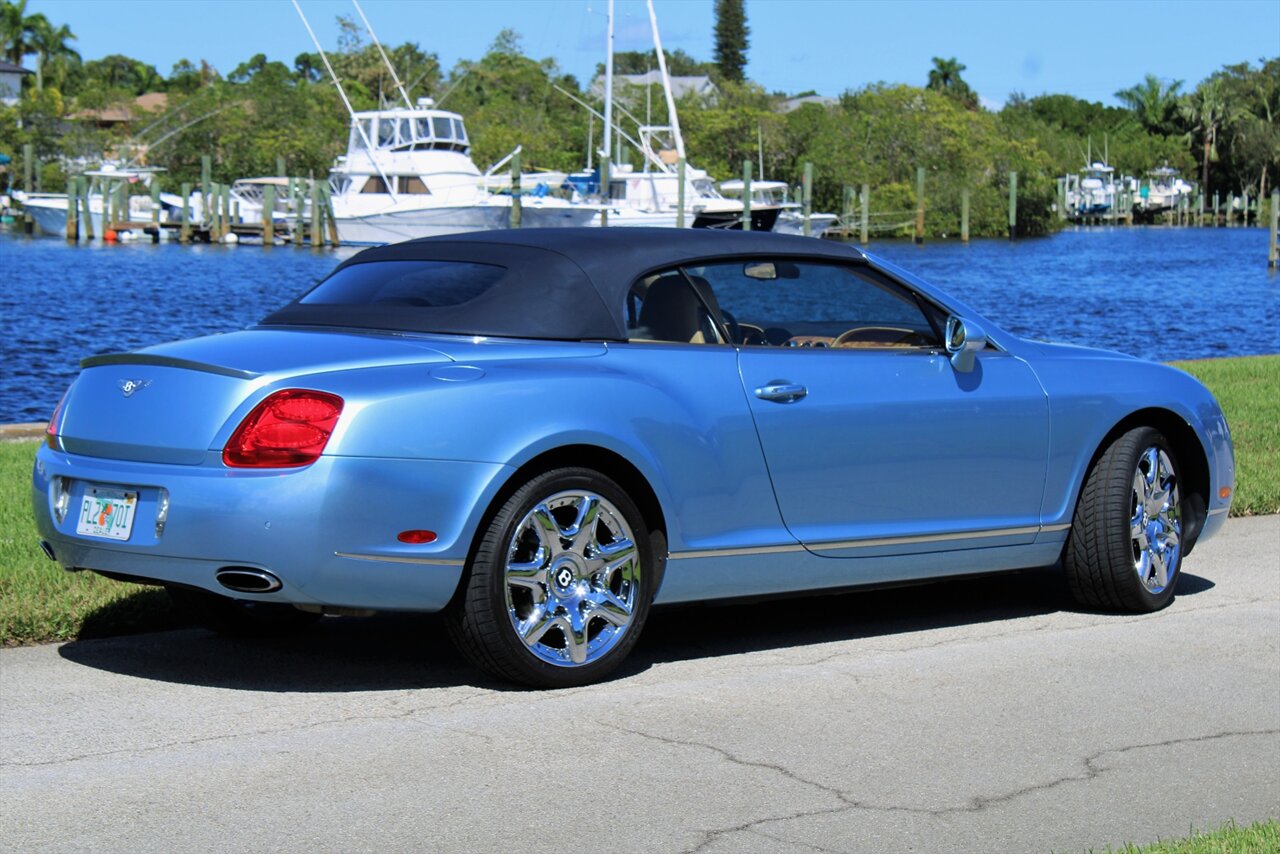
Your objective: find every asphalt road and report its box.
[2,516,1277,853]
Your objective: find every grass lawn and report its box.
[1171,355,1280,516]
[0,440,183,646]
[1,354,1276,646]
[1108,818,1279,853]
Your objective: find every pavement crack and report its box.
[605,722,1280,851]
[0,690,491,769]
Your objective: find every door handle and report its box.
[754,382,808,403]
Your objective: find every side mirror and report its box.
[945,315,987,373]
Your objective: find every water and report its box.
[2,226,1277,422]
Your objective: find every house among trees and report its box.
[777,93,836,113]
[70,91,168,128]
[592,72,718,105]
[0,58,31,106]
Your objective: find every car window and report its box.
[299,260,506,308]
[624,274,725,345]
[687,260,943,349]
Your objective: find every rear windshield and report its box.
[299,260,506,308]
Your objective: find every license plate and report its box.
[76,486,138,541]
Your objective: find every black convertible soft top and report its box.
[261,228,868,341]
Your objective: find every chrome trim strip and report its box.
[670,525,1047,560]
[668,543,807,560]
[813,525,1043,552]
[1041,523,1073,533]
[335,551,465,567]
[1208,507,1230,517]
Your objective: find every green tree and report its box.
[24,13,77,91]
[926,57,977,110]
[1180,77,1245,203]
[713,0,749,84]
[1114,73,1182,134]
[0,0,34,65]
[604,48,713,78]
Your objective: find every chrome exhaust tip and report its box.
[38,540,56,562]
[215,567,283,594]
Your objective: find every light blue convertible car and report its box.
[32,229,1234,687]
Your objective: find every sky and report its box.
[27,0,1280,108]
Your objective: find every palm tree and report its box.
[0,0,35,66]
[1114,73,1182,133]
[926,57,977,109]
[25,12,78,91]
[1180,78,1245,208]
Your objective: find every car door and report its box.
[695,259,1050,556]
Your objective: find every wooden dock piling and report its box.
[180,183,191,243]
[859,184,869,246]
[309,181,322,249]
[79,177,93,241]
[293,182,305,246]
[64,179,76,242]
[802,162,813,237]
[676,156,686,229]
[741,159,752,231]
[323,187,339,246]
[961,187,970,244]
[914,166,925,245]
[510,148,522,229]
[263,184,275,244]
[1270,190,1279,270]
[1008,172,1017,239]
[201,155,212,228]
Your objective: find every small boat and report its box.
[1136,166,1194,216]
[719,178,838,236]
[1068,162,1118,216]
[14,165,188,237]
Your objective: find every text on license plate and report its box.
[76,486,138,541]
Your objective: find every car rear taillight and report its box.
[46,390,69,449]
[222,389,344,468]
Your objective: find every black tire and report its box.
[166,585,322,637]
[446,467,657,688]
[1064,426,1184,612]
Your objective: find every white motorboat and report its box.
[326,102,597,245]
[1137,166,1194,215]
[15,165,186,237]
[1068,162,1118,216]
[719,178,838,236]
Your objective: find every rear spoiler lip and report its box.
[80,353,260,380]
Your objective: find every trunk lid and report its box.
[58,328,453,464]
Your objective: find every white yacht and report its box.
[1069,162,1118,216]
[328,101,597,245]
[1138,166,1194,215]
[718,178,838,236]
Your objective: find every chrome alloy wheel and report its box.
[504,490,641,667]
[1130,446,1181,594]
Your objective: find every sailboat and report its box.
[569,0,777,230]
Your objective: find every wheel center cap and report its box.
[550,555,584,594]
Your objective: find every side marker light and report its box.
[397,530,438,544]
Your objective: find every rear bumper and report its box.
[32,446,511,611]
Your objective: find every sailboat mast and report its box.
[601,0,614,218]
[352,0,414,109]
[291,0,397,200]
[645,0,685,161]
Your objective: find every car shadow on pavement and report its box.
[57,568,1213,693]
